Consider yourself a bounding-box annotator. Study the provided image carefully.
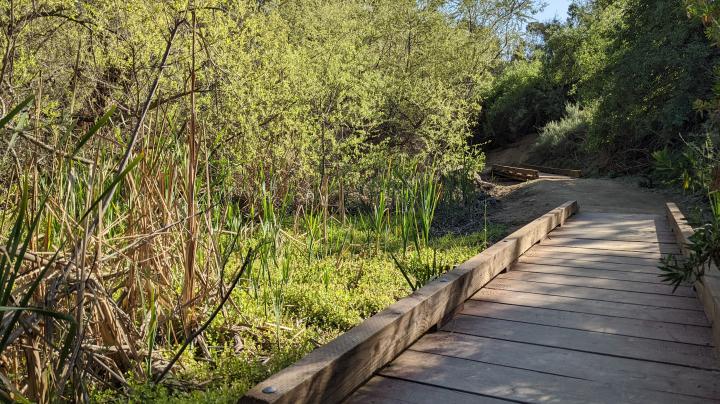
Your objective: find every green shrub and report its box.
[478,58,566,146]
[529,103,591,168]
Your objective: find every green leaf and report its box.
[0,96,34,129]
[71,105,116,157]
[78,153,144,223]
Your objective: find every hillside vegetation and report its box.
[480,0,719,173]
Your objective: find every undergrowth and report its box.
[91,221,504,403]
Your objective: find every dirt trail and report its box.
[484,139,700,230]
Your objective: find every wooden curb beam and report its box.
[519,164,582,178]
[491,164,539,181]
[666,202,720,353]
[240,201,579,404]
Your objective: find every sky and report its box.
[533,0,572,22]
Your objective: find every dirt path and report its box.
[486,175,700,230]
[481,135,702,231]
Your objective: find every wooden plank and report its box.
[667,202,720,355]
[557,223,671,233]
[520,251,666,270]
[442,315,720,370]
[559,215,670,226]
[541,237,681,254]
[488,278,703,310]
[380,350,707,404]
[548,228,677,243]
[491,164,539,181]
[571,212,667,220]
[519,163,582,178]
[500,270,695,297]
[460,299,712,345]
[411,332,720,399]
[471,288,710,326]
[240,201,579,404]
[529,245,671,260]
[345,376,506,404]
[511,261,666,283]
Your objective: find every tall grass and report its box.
[0,92,492,402]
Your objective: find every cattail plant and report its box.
[371,187,388,254]
[416,169,441,248]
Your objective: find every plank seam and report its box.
[436,330,720,372]
[510,267,668,285]
[469,296,712,328]
[454,311,714,347]
[484,286,705,312]
[496,277,698,299]
[372,375,526,404]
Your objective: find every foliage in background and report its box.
[477,56,566,146]
[0,0,532,401]
[528,103,591,168]
[480,0,718,173]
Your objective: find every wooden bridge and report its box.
[242,201,720,403]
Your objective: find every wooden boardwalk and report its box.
[347,212,719,403]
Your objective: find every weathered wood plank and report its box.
[442,315,720,369]
[460,299,712,345]
[541,237,681,254]
[472,288,710,326]
[345,376,506,404]
[379,350,708,404]
[500,270,695,297]
[571,212,667,220]
[240,201,578,404]
[511,261,666,283]
[529,245,671,260]
[491,164,539,181]
[519,163,582,178]
[558,216,670,227]
[520,251,666,269]
[411,332,720,399]
[549,228,676,243]
[556,224,671,234]
[488,278,703,310]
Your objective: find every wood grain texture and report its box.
[518,163,582,178]
[442,314,720,370]
[240,201,578,404]
[471,288,711,326]
[460,299,712,345]
[345,376,507,404]
[491,164,539,181]
[378,350,708,404]
[528,245,671,260]
[541,237,681,254]
[499,270,695,297]
[488,278,703,310]
[411,332,720,399]
[520,252,667,269]
[511,261,667,283]
[548,227,676,243]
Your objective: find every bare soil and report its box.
[483,138,702,231]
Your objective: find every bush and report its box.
[477,58,566,147]
[529,103,591,168]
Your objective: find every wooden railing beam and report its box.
[241,201,579,404]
